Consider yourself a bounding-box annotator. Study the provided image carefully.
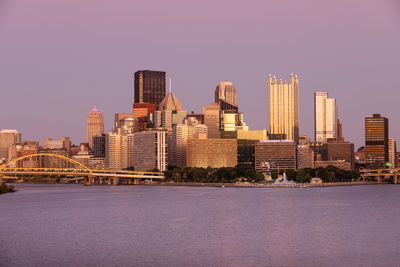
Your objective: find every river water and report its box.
[0,184,399,266]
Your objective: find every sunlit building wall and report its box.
[0,129,21,160]
[87,105,105,149]
[202,103,220,138]
[268,74,299,143]
[365,114,388,169]
[215,81,237,107]
[186,139,237,168]
[314,92,337,143]
[133,129,167,172]
[388,138,397,168]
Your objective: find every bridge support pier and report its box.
[394,172,398,184]
[134,178,139,185]
[113,177,118,186]
[85,174,94,186]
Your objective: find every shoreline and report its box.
[7,181,393,189]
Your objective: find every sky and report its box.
[0,0,399,148]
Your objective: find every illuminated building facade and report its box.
[268,74,299,143]
[314,92,337,143]
[87,105,104,149]
[255,140,296,171]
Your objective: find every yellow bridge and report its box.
[360,168,399,184]
[0,154,164,186]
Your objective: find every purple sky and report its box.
[1,0,399,148]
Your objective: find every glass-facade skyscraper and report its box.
[134,70,166,110]
[365,114,388,169]
[314,92,337,143]
[268,74,299,143]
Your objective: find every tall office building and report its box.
[87,105,104,149]
[202,103,220,138]
[255,140,297,171]
[134,70,166,110]
[170,118,208,168]
[105,132,134,170]
[215,81,237,107]
[388,138,398,168]
[153,92,187,131]
[0,129,21,160]
[314,92,337,143]
[268,74,299,143]
[133,129,167,172]
[365,114,388,169]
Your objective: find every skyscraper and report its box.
[153,92,187,131]
[0,129,21,160]
[365,114,388,169]
[314,92,337,143]
[202,103,220,138]
[215,81,237,107]
[87,105,104,149]
[268,74,299,143]
[134,70,166,110]
[133,129,167,172]
[388,138,397,168]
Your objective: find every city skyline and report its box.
[1,1,399,149]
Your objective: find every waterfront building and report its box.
[215,81,237,107]
[365,114,388,169]
[314,92,337,143]
[268,74,299,143]
[298,135,311,145]
[105,132,134,170]
[202,103,221,138]
[133,129,167,172]
[134,70,166,110]
[186,138,237,168]
[236,128,268,167]
[8,142,38,167]
[170,119,208,168]
[354,147,366,168]
[388,138,398,168]
[45,140,64,149]
[310,142,328,161]
[297,144,314,169]
[337,119,344,141]
[87,105,104,149]
[0,129,21,160]
[72,144,92,167]
[255,140,296,171]
[326,140,354,169]
[89,157,106,170]
[114,113,134,131]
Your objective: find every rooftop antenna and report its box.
[169,78,172,93]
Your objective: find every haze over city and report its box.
[1,0,400,148]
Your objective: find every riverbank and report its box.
[0,182,16,194]
[144,181,391,188]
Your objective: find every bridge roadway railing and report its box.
[359,168,399,184]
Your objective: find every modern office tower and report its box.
[114,113,133,131]
[337,119,344,141]
[202,103,221,138]
[186,138,237,168]
[132,103,156,130]
[170,119,208,168]
[134,70,166,110]
[297,144,314,169]
[237,129,267,168]
[268,74,299,143]
[0,129,21,160]
[365,114,388,169]
[314,92,337,143]
[388,138,398,168]
[215,81,237,107]
[93,134,106,158]
[255,140,296,172]
[133,129,167,172]
[153,92,187,131]
[105,132,133,170]
[327,141,354,169]
[87,105,104,149]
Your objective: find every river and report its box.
[0,184,399,266]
